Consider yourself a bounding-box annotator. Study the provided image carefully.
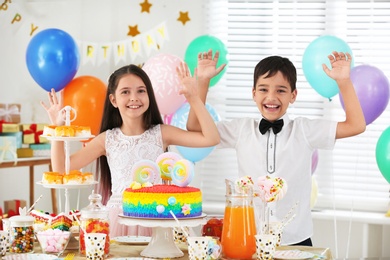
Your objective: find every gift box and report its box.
[29,143,51,157]
[0,136,17,161]
[4,200,27,217]
[0,131,23,148]
[0,104,21,123]
[17,147,34,158]
[0,120,19,133]
[21,123,49,144]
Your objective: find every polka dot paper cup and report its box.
[255,234,277,260]
[0,230,8,256]
[85,232,107,260]
[187,236,221,260]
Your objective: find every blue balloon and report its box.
[302,35,353,99]
[171,102,220,162]
[26,28,80,92]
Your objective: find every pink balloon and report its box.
[311,149,319,175]
[164,113,173,125]
[143,53,186,115]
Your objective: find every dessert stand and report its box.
[118,214,207,258]
[37,106,97,215]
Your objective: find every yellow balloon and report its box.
[310,177,318,209]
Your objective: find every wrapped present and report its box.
[29,143,51,157]
[17,147,33,158]
[0,120,19,133]
[0,136,17,163]
[0,104,21,123]
[21,123,49,144]
[4,200,26,217]
[0,131,23,148]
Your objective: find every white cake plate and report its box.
[118,213,207,258]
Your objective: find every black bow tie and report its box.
[259,118,284,135]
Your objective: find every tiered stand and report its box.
[37,106,97,215]
[118,214,207,258]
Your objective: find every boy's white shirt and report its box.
[216,114,337,244]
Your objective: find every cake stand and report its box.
[118,213,207,258]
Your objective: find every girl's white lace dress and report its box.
[105,125,164,237]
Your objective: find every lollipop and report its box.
[171,159,194,187]
[257,175,287,202]
[156,152,183,181]
[130,159,159,184]
[234,175,254,194]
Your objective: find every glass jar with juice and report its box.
[221,179,256,259]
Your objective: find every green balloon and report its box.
[184,35,228,87]
[375,126,390,183]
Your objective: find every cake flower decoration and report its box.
[181,204,192,215]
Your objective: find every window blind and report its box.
[198,0,390,214]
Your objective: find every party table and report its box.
[3,242,334,259]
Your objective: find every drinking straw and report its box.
[281,201,299,225]
[28,194,43,213]
[169,210,189,238]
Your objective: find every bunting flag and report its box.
[1,1,170,66]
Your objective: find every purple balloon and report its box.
[311,149,319,175]
[340,65,390,125]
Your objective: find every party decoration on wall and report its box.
[140,0,152,13]
[302,35,353,99]
[142,53,186,115]
[26,28,80,92]
[339,65,389,125]
[375,126,390,184]
[311,149,319,175]
[63,76,107,136]
[1,0,39,36]
[177,11,190,25]
[82,22,169,66]
[184,35,228,87]
[128,25,141,37]
[171,102,220,162]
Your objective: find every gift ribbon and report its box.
[23,123,44,144]
[0,138,17,165]
[0,104,20,122]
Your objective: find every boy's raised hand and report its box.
[40,88,64,126]
[197,49,226,80]
[176,62,198,100]
[322,51,352,81]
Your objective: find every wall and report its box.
[0,0,204,213]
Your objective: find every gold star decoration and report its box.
[140,0,152,13]
[177,11,190,25]
[127,25,141,37]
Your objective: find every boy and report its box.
[187,50,366,246]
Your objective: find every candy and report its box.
[257,176,288,202]
[79,219,110,255]
[156,152,182,181]
[235,175,254,194]
[131,159,159,184]
[171,159,194,187]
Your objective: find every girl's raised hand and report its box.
[176,62,198,101]
[40,88,64,126]
[197,49,226,80]
[322,51,352,81]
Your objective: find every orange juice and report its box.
[221,206,256,259]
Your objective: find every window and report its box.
[198,0,390,214]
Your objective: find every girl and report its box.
[41,62,220,237]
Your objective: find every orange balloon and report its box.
[63,76,107,135]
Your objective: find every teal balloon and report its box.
[171,102,220,162]
[184,35,228,87]
[376,127,390,184]
[302,35,354,99]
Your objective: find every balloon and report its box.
[311,149,319,175]
[26,28,80,92]
[63,76,107,135]
[302,35,353,99]
[143,53,186,115]
[184,35,228,87]
[310,176,318,209]
[375,126,390,183]
[339,65,389,125]
[171,102,220,162]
